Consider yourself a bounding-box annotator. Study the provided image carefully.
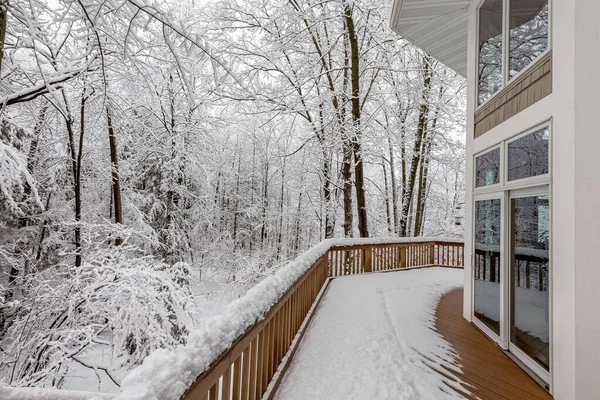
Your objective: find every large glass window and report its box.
[511,195,550,370]
[474,198,502,335]
[477,0,550,106]
[478,0,504,106]
[475,148,501,188]
[509,1,549,78]
[473,124,552,383]
[507,127,549,181]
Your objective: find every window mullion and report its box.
[502,0,510,87]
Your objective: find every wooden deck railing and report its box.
[328,241,464,277]
[183,239,464,400]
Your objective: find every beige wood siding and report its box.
[474,51,552,138]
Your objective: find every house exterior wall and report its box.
[391,0,600,397]
[474,51,552,138]
[464,0,591,398]
[573,0,600,398]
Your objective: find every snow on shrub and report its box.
[0,140,42,216]
[116,237,463,400]
[0,246,194,389]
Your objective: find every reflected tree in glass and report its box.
[508,127,549,181]
[509,1,549,78]
[475,148,500,188]
[478,0,503,105]
[511,196,550,370]
[474,199,502,335]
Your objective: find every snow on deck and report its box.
[275,268,466,400]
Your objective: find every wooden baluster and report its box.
[222,365,231,400]
[269,319,276,385]
[526,261,530,289]
[242,343,251,400]
[274,312,280,371]
[262,323,270,395]
[209,381,219,400]
[335,250,339,277]
[453,245,456,266]
[232,356,242,400]
[387,246,391,269]
[256,332,264,396]
[429,244,434,265]
[284,299,290,350]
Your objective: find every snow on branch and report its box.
[0,141,42,215]
[0,68,91,111]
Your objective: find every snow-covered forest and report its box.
[0,0,465,393]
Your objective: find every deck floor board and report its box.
[435,288,553,400]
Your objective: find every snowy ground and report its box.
[275,268,467,400]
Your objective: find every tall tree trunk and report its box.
[260,159,269,250]
[414,83,443,236]
[385,115,399,234]
[399,57,431,237]
[317,105,335,239]
[293,190,303,252]
[0,1,7,72]
[65,116,82,266]
[106,107,123,245]
[382,162,392,234]
[413,140,431,237]
[342,138,353,237]
[344,3,368,238]
[322,151,334,238]
[276,158,286,260]
[232,148,241,244]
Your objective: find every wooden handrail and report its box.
[182,239,464,400]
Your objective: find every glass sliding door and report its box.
[473,124,552,389]
[510,194,550,373]
[474,198,502,336]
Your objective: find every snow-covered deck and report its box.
[274,268,553,400]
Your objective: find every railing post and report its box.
[364,247,372,273]
[430,243,435,265]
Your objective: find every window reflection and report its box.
[478,0,503,105]
[474,199,502,335]
[509,1,549,78]
[475,148,500,188]
[508,128,549,181]
[511,196,550,370]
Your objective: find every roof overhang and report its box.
[390,0,472,77]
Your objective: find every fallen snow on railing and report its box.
[116,237,462,400]
[1,237,463,400]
